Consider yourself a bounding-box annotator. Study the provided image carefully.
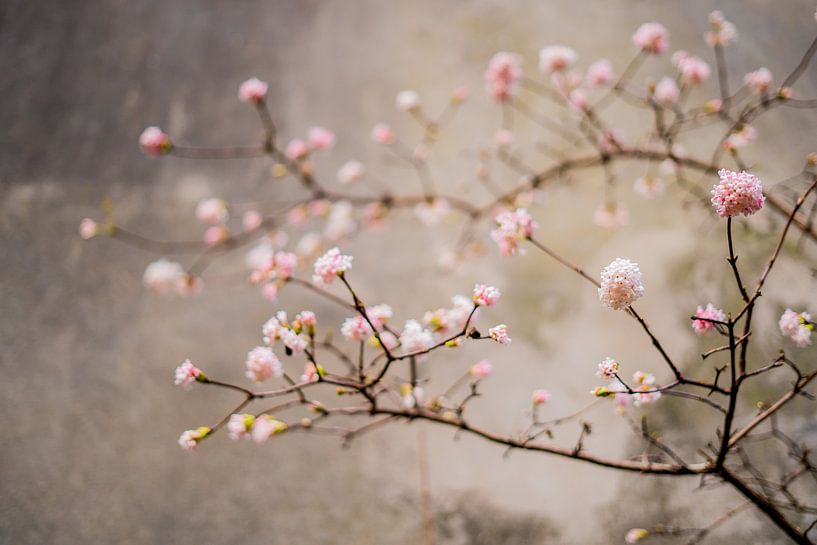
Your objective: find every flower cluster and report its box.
[488,324,511,345]
[779,308,813,347]
[490,208,537,256]
[596,357,620,379]
[632,22,669,54]
[472,284,501,307]
[245,346,283,382]
[312,247,353,286]
[711,169,765,217]
[484,52,523,103]
[598,258,644,310]
[692,303,726,334]
[174,359,205,390]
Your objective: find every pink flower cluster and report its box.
[710,169,765,217]
[470,360,493,379]
[178,426,210,451]
[704,10,737,47]
[632,22,669,54]
[598,258,645,310]
[490,208,537,256]
[143,259,201,297]
[423,295,477,335]
[596,357,620,379]
[245,346,282,382]
[399,320,435,353]
[779,308,813,347]
[744,67,772,94]
[262,311,309,353]
[532,389,551,406]
[484,52,523,103]
[139,126,171,156]
[341,315,373,341]
[488,324,511,345]
[473,284,500,307]
[312,247,353,286]
[174,359,204,390]
[538,45,577,73]
[238,77,268,103]
[195,198,228,225]
[692,303,726,334]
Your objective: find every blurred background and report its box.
[2,1,817,543]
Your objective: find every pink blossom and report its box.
[204,225,229,246]
[744,67,772,94]
[337,160,366,184]
[242,210,263,232]
[489,324,512,345]
[625,528,649,543]
[596,357,620,379]
[653,77,680,107]
[301,362,320,383]
[195,198,228,225]
[705,11,737,47]
[295,310,317,329]
[307,126,336,150]
[285,138,309,160]
[251,415,287,443]
[174,359,204,390]
[238,77,269,103]
[371,123,395,145]
[79,218,98,240]
[401,383,424,409]
[632,371,661,407]
[312,247,353,285]
[245,346,282,382]
[470,360,493,379]
[692,304,726,334]
[341,315,373,341]
[490,208,537,256]
[451,86,470,102]
[372,330,399,350]
[227,414,254,440]
[599,258,645,310]
[366,304,393,330]
[538,45,577,73]
[710,169,765,217]
[593,202,629,228]
[633,175,665,199]
[396,90,421,111]
[263,311,288,345]
[677,56,711,85]
[178,427,210,451]
[484,52,523,103]
[139,126,171,156]
[779,308,813,347]
[473,284,500,307]
[633,22,669,54]
[399,320,435,353]
[280,329,308,353]
[143,258,185,294]
[587,59,614,88]
[532,389,551,406]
